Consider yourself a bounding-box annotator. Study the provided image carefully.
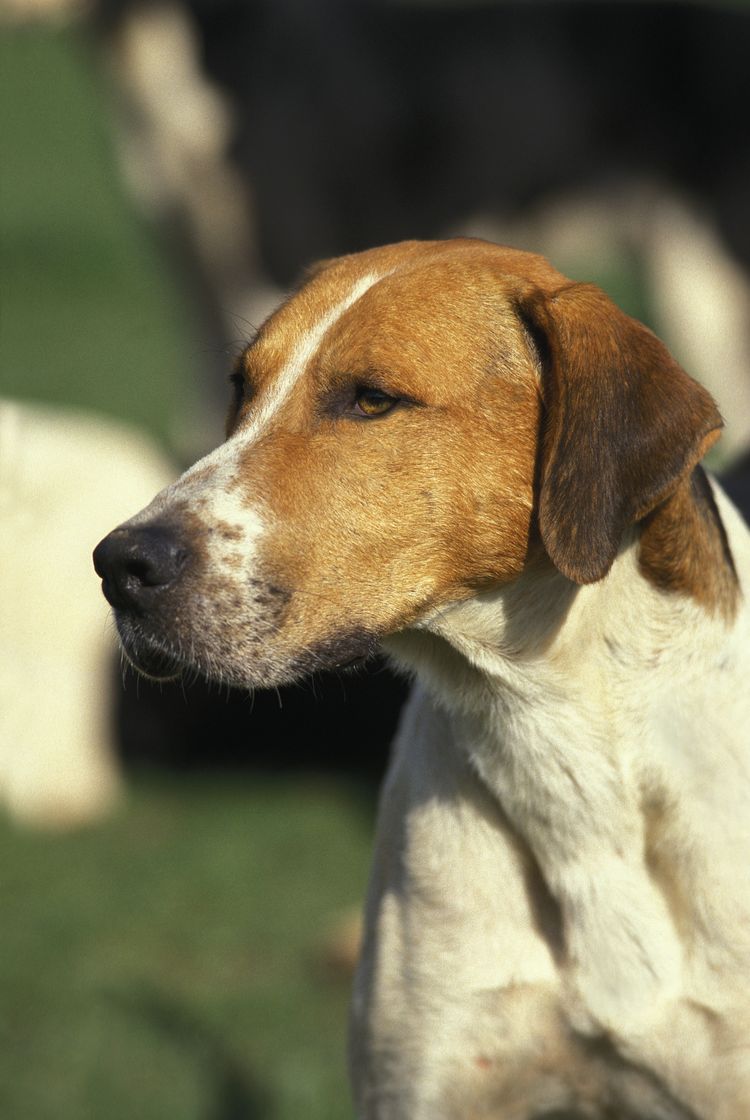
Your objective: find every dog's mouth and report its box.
[122,644,184,682]
[115,617,185,682]
[110,601,384,690]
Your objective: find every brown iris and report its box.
[354,388,397,417]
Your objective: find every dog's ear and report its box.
[519,283,723,584]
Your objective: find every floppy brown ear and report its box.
[520,283,723,584]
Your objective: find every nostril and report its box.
[126,545,188,588]
[93,524,189,610]
[124,555,154,585]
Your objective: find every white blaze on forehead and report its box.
[242,269,382,443]
[157,270,382,499]
[126,269,383,539]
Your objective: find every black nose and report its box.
[93,524,189,612]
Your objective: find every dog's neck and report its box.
[383,515,745,1040]
[387,527,693,708]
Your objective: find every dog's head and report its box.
[93,239,721,687]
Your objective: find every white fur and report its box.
[353,485,750,1118]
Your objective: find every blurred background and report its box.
[2,1,750,1117]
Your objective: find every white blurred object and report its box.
[0,0,87,24]
[0,401,174,828]
[647,197,750,465]
[107,1,277,336]
[103,1,282,447]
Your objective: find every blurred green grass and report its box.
[0,25,199,443]
[0,24,370,1119]
[0,774,373,1120]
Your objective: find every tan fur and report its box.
[224,242,552,668]
[640,466,739,618]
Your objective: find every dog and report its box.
[93,239,750,1119]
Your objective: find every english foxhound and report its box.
[94,239,750,1119]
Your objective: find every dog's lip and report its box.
[121,642,184,682]
[115,623,184,682]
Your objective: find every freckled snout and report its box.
[93,523,189,613]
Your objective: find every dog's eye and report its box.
[229,370,246,408]
[226,370,252,437]
[353,387,398,418]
